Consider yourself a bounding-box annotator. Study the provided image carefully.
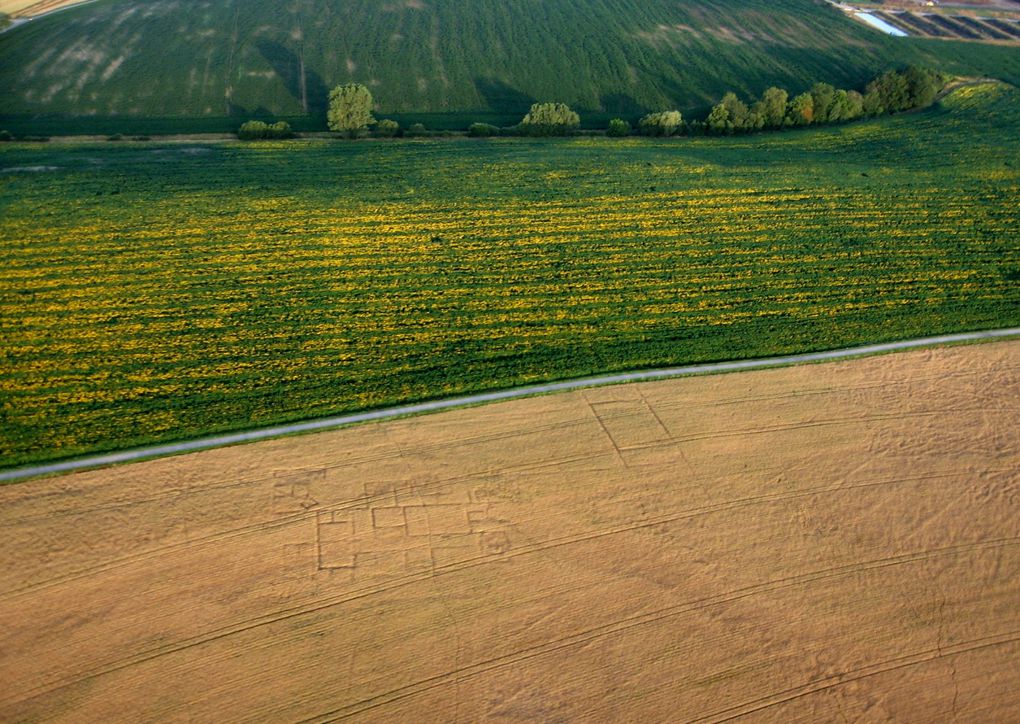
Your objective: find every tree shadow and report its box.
[473,77,535,114]
[228,102,275,118]
[256,39,329,117]
[600,93,648,118]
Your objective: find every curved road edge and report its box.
[3,326,1019,483]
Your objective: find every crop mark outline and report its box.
[314,474,514,579]
[585,391,674,465]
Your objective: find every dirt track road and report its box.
[1,339,1018,721]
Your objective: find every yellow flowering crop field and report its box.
[1,82,1018,469]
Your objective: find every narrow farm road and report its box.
[2,326,1019,483]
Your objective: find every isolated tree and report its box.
[638,110,682,137]
[518,102,580,136]
[328,83,375,136]
[753,86,788,128]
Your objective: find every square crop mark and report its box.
[426,505,473,535]
[319,539,355,569]
[317,519,355,570]
[373,507,406,529]
[590,400,672,450]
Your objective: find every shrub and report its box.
[132,135,151,142]
[374,119,400,137]
[107,133,123,142]
[0,130,14,142]
[518,102,580,136]
[606,118,630,137]
[375,119,397,137]
[267,121,293,139]
[237,120,292,140]
[405,123,429,137]
[638,110,682,137]
[238,120,268,140]
[468,122,500,137]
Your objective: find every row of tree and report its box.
[238,67,946,140]
[703,66,945,134]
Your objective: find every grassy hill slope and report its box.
[3,0,1020,130]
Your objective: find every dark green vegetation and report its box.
[703,67,943,133]
[3,0,1020,133]
[237,119,292,140]
[1,83,1018,468]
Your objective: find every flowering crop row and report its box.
[1,84,1018,467]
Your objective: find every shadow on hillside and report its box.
[474,77,535,114]
[600,93,648,118]
[256,39,329,117]
[228,102,275,118]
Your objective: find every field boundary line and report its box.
[2,326,1019,482]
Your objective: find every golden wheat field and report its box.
[1,340,1019,721]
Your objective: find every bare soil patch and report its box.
[1,341,1018,720]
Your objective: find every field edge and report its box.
[3,326,1018,485]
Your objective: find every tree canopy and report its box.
[703,66,944,135]
[639,110,683,137]
[518,103,580,136]
[328,84,376,135]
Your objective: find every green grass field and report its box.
[4,0,1020,134]
[1,82,1018,469]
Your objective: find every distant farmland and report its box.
[1,82,1018,468]
[865,9,1020,43]
[3,0,1020,131]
